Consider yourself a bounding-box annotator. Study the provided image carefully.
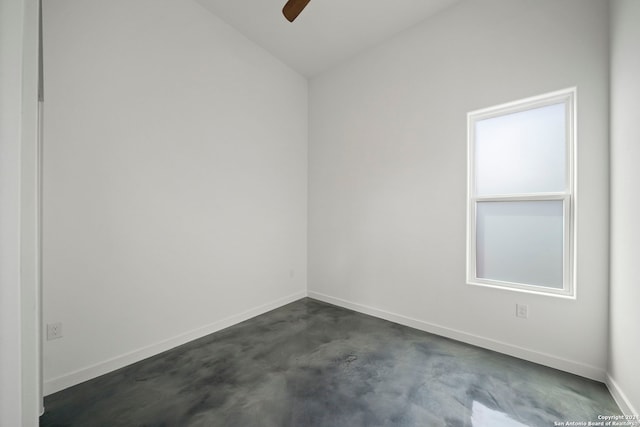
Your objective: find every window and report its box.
[467,88,576,297]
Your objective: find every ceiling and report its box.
[195,0,462,77]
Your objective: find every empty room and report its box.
[1,0,639,426]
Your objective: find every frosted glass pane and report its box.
[475,103,566,195]
[476,200,563,288]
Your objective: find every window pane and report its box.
[476,200,563,288]
[475,103,566,195]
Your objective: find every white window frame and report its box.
[466,88,576,297]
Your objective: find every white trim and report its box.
[466,87,577,298]
[308,290,605,382]
[606,375,639,417]
[1,0,41,425]
[468,88,578,121]
[472,193,568,201]
[43,290,307,395]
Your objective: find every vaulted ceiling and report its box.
[195,0,461,77]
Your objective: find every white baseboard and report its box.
[607,375,639,416]
[308,290,606,382]
[44,290,307,396]
[44,289,610,397]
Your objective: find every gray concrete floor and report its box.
[40,298,621,426]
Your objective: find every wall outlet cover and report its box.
[516,304,529,319]
[47,322,63,340]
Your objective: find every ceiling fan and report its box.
[282,0,311,22]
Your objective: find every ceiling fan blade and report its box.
[282,0,310,22]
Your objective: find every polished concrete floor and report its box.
[41,298,621,427]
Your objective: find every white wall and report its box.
[42,0,307,394]
[309,0,610,380]
[609,0,640,415]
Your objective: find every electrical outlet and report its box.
[516,304,528,319]
[47,322,63,340]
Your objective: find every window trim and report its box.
[466,88,577,298]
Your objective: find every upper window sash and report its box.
[468,89,575,197]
